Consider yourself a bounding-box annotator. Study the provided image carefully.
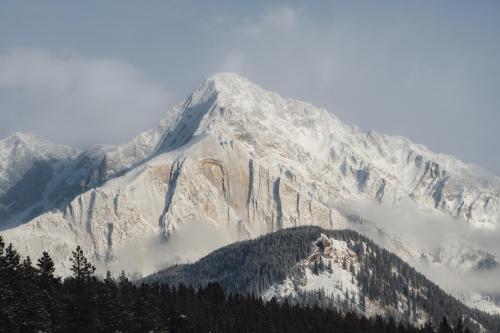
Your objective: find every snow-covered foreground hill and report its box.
[0,73,499,312]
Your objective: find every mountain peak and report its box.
[0,132,78,154]
[0,132,60,153]
[191,73,261,107]
[205,72,252,90]
[3,132,41,143]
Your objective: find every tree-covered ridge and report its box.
[0,235,467,333]
[146,226,500,332]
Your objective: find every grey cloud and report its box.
[0,48,173,147]
[341,199,500,297]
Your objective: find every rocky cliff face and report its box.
[1,73,499,310]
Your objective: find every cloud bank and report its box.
[339,199,500,305]
[0,49,172,147]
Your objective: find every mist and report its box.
[98,218,241,279]
[0,48,173,148]
[339,199,500,300]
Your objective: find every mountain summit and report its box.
[0,73,499,312]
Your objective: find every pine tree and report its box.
[97,270,126,332]
[35,251,64,332]
[0,236,12,329]
[4,243,21,271]
[66,246,98,332]
[0,243,22,330]
[342,257,347,270]
[70,245,96,281]
[421,320,435,333]
[454,317,464,333]
[439,316,453,333]
[37,251,56,279]
[19,256,51,332]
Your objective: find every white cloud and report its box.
[0,48,173,147]
[339,198,500,298]
[100,218,240,278]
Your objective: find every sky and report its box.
[0,1,499,174]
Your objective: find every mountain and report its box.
[0,132,79,226]
[0,73,499,310]
[145,226,500,332]
[0,105,189,228]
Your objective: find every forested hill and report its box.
[145,226,500,332]
[0,234,463,333]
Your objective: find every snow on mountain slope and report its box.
[146,227,499,331]
[262,233,429,326]
[1,73,499,310]
[0,99,192,227]
[0,132,79,225]
[0,132,78,196]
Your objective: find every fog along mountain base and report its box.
[146,226,500,332]
[1,233,471,333]
[0,73,499,313]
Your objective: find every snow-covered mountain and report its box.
[0,108,184,228]
[0,73,499,310]
[146,226,500,331]
[0,132,79,225]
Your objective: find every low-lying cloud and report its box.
[99,218,240,279]
[0,48,173,147]
[337,199,500,306]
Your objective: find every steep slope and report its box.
[0,132,79,225]
[1,73,499,310]
[0,100,191,228]
[145,226,500,332]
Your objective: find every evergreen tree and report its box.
[421,320,435,333]
[4,243,21,271]
[70,246,96,281]
[97,271,127,333]
[36,251,63,332]
[19,256,51,332]
[0,242,22,331]
[439,317,453,333]
[454,317,464,333]
[37,251,56,279]
[66,246,98,332]
[342,257,348,270]
[0,230,494,332]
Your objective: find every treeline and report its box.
[0,235,473,333]
[148,226,500,332]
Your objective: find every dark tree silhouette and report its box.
[70,245,96,281]
[0,233,493,333]
[439,317,453,333]
[37,251,56,278]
